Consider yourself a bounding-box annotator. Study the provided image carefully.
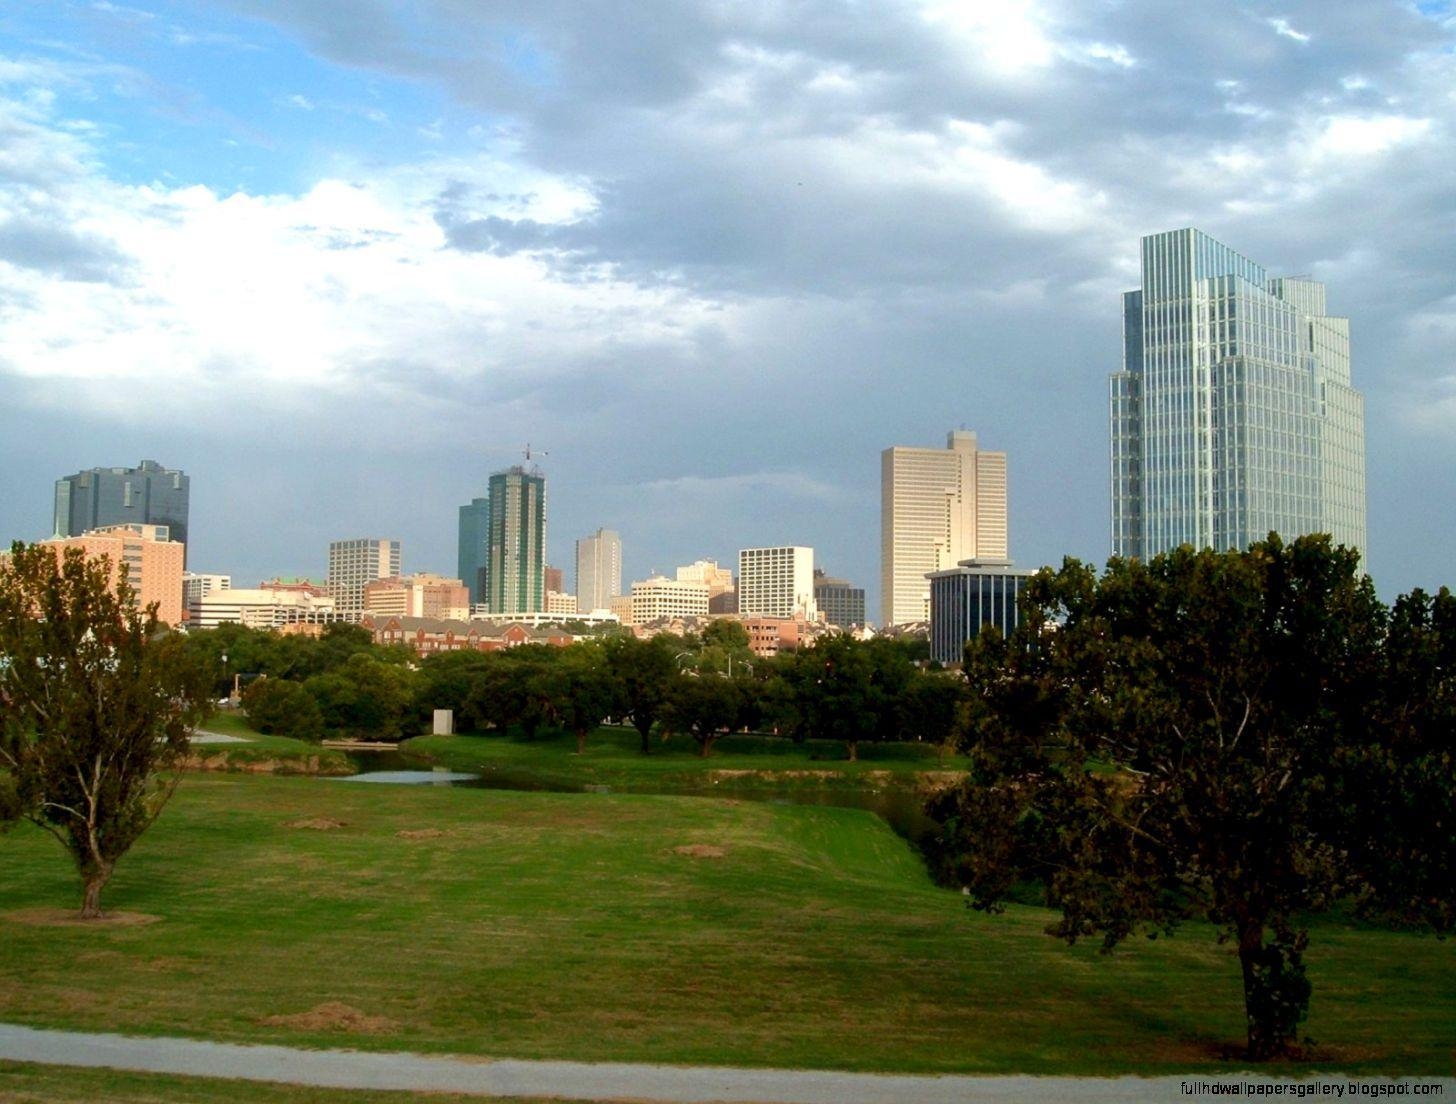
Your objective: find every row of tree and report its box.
[220,621,968,757]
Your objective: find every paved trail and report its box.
[2,1024,1449,1103]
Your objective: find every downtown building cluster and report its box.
[25,228,1367,666]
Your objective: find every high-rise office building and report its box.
[1111,228,1366,561]
[738,546,816,621]
[327,538,400,616]
[54,460,190,562]
[881,430,1007,627]
[458,497,490,606]
[814,569,866,630]
[575,528,622,613]
[483,466,546,615]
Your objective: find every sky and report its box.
[1,0,1454,614]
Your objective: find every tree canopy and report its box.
[932,535,1453,1060]
[0,543,212,917]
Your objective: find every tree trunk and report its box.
[1236,917,1309,1060]
[698,735,715,758]
[79,862,112,920]
[846,740,857,762]
[637,724,652,754]
[575,728,587,755]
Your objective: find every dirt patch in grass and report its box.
[2,908,161,927]
[396,828,447,840]
[673,844,727,859]
[259,1002,398,1035]
[285,817,347,831]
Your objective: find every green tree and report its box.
[605,635,677,753]
[1342,586,1456,933]
[465,647,556,738]
[415,650,495,732]
[0,544,212,918]
[785,636,912,760]
[899,670,966,761]
[662,674,743,758]
[241,677,325,742]
[932,535,1412,1060]
[545,643,621,754]
[303,653,419,740]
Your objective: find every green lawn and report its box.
[401,726,968,794]
[1,775,1451,1077]
[190,712,353,775]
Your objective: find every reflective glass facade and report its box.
[1111,230,1366,561]
[483,467,546,615]
[458,497,490,606]
[53,460,190,562]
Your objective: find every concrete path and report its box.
[1,1024,1449,1103]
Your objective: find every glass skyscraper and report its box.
[53,460,190,562]
[458,468,547,615]
[458,497,491,606]
[484,466,546,615]
[1111,229,1366,562]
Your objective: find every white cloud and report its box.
[0,87,734,430]
[1268,17,1312,44]
[918,0,1057,77]
[1309,113,1432,158]
[807,117,1106,234]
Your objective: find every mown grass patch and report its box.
[0,775,1451,1076]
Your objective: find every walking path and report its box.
[2,1024,1449,1103]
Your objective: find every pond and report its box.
[341,748,943,846]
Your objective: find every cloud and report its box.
[0,78,729,435]
[1268,17,1312,44]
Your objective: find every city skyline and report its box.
[2,3,1454,609]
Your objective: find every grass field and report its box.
[1,774,1452,1078]
[401,726,969,794]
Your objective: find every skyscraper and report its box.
[575,528,622,613]
[880,430,1007,627]
[1111,228,1366,561]
[54,460,190,562]
[327,538,400,616]
[458,497,490,605]
[483,466,546,615]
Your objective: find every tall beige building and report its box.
[881,429,1007,627]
